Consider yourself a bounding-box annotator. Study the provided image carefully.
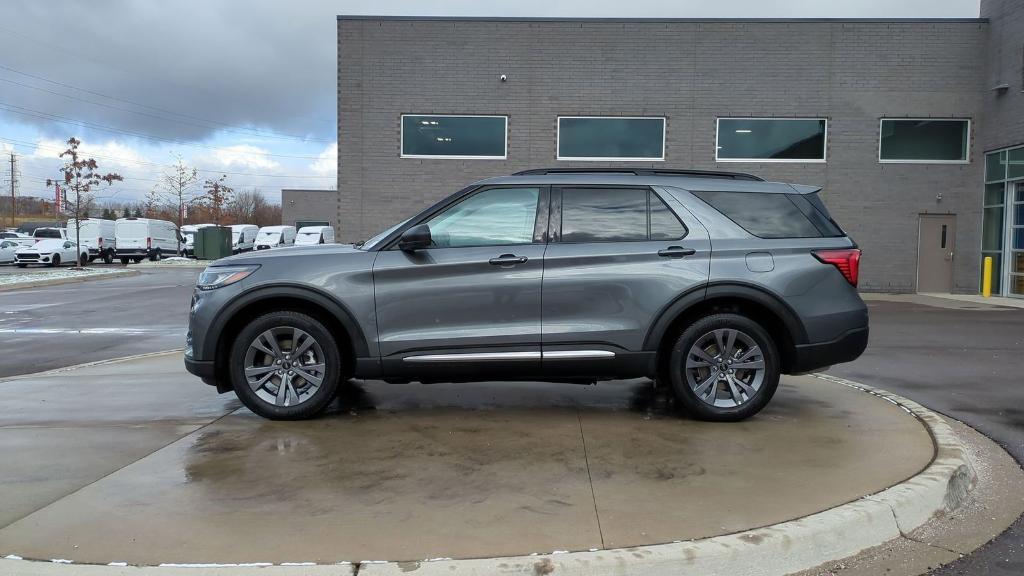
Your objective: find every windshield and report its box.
[359,218,410,250]
[258,232,281,242]
[232,232,241,241]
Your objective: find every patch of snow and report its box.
[0,267,128,288]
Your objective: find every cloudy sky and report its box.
[0,0,980,204]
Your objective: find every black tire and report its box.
[229,311,342,420]
[150,249,162,262]
[132,257,143,263]
[88,255,96,263]
[49,254,60,268]
[103,251,114,264]
[79,253,88,266]
[667,313,780,422]
[120,257,130,265]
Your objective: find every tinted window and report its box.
[693,191,827,239]
[561,188,648,242]
[716,119,827,161]
[879,119,968,162]
[558,117,664,160]
[426,187,539,248]
[34,228,61,238]
[649,192,687,240]
[401,115,507,158]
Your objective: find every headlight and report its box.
[196,265,259,290]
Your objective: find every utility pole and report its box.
[8,152,15,230]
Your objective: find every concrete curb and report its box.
[0,350,184,384]
[0,268,139,292]
[0,374,979,576]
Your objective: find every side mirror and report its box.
[398,224,431,252]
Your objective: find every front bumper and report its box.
[790,326,869,374]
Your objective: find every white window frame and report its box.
[877,118,971,164]
[556,116,666,162]
[714,117,828,163]
[400,114,508,160]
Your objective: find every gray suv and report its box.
[185,169,868,421]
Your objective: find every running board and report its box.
[403,350,615,363]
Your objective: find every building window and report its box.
[878,119,969,163]
[401,115,507,159]
[715,118,827,162]
[556,117,665,161]
[981,147,1024,297]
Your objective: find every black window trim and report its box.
[550,185,689,244]
[381,184,550,251]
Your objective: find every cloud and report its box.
[206,145,281,170]
[311,142,337,176]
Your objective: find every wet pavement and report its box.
[0,268,199,377]
[0,352,933,565]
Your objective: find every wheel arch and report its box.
[645,282,808,377]
[207,285,369,384]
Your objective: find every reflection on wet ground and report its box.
[0,353,934,565]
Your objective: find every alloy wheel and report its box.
[243,326,328,407]
[684,328,766,408]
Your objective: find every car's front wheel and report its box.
[667,313,780,422]
[229,311,342,420]
[49,254,60,267]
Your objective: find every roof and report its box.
[338,15,987,24]
[474,171,820,194]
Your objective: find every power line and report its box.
[1,136,334,179]
[0,62,332,143]
[0,102,327,160]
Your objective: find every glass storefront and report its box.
[983,147,1024,297]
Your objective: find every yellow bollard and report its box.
[982,256,993,298]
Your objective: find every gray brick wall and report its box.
[981,0,1024,152]
[338,17,990,293]
[281,189,338,234]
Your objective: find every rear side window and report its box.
[693,191,843,239]
[34,228,61,238]
[560,188,687,242]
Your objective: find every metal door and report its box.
[917,214,956,293]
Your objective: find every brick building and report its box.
[282,0,1024,296]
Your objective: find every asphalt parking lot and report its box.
[1,273,1023,573]
[0,267,199,377]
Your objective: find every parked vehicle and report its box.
[294,226,335,246]
[254,225,296,250]
[66,218,117,264]
[14,238,89,267]
[230,224,259,253]
[0,232,36,248]
[33,227,67,241]
[181,224,216,257]
[115,218,181,263]
[0,239,19,264]
[15,221,61,236]
[185,168,868,421]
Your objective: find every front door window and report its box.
[425,187,539,248]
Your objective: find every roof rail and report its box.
[511,168,763,181]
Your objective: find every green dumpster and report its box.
[194,226,233,260]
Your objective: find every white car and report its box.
[14,239,89,268]
[0,239,19,264]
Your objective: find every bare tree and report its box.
[202,174,233,225]
[47,138,122,267]
[157,154,199,253]
[143,188,164,218]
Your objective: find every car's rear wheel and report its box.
[103,251,113,264]
[120,257,129,265]
[229,311,341,420]
[79,253,88,266]
[667,313,779,422]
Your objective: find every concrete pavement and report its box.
[0,352,936,567]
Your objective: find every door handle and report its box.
[657,246,696,258]
[489,254,528,266]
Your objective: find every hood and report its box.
[20,239,65,251]
[208,243,363,266]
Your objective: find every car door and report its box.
[372,185,548,378]
[541,186,711,358]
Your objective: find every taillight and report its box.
[98,236,103,246]
[812,249,860,287]
[147,237,152,249]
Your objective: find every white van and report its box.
[180,223,215,257]
[254,225,296,251]
[230,224,259,253]
[66,218,116,263]
[295,226,335,246]
[115,218,181,263]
